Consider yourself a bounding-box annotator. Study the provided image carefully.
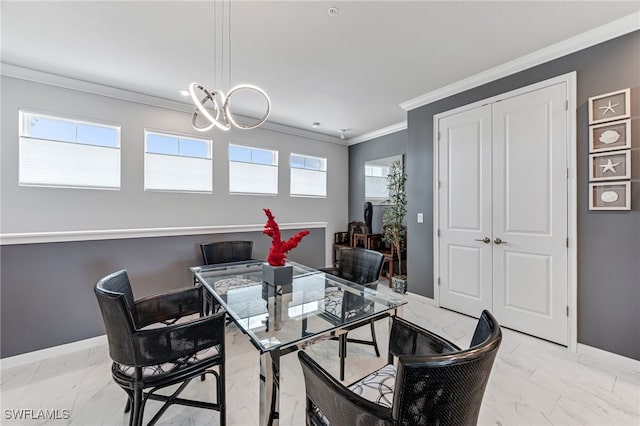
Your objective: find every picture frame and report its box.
[589,119,631,153]
[589,150,630,181]
[589,181,631,211]
[588,88,630,124]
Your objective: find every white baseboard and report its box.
[403,293,639,372]
[1,335,107,370]
[407,291,439,306]
[3,331,637,374]
[577,343,640,372]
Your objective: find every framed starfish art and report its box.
[589,150,630,181]
[588,88,630,124]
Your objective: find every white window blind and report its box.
[365,164,390,201]
[290,153,327,197]
[145,154,212,192]
[229,144,278,194]
[18,111,120,189]
[144,131,212,193]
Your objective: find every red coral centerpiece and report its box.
[262,208,310,266]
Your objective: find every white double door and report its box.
[437,82,568,345]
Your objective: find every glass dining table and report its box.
[190,260,407,426]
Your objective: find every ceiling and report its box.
[2,1,639,143]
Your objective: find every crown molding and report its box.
[257,120,345,145]
[0,63,194,112]
[400,12,640,111]
[0,63,344,145]
[0,222,327,245]
[348,121,407,145]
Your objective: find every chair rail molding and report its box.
[0,222,327,245]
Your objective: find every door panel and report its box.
[500,99,551,234]
[448,124,482,230]
[438,105,492,316]
[492,83,568,345]
[448,245,482,299]
[503,251,551,315]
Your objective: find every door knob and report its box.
[474,237,491,244]
[494,238,507,245]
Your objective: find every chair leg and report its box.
[339,334,346,381]
[123,391,134,426]
[132,387,144,426]
[218,365,226,425]
[369,319,381,357]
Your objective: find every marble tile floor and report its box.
[1,285,638,426]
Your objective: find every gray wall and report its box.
[0,75,348,358]
[0,76,348,241]
[0,228,324,358]
[348,130,408,233]
[376,31,637,360]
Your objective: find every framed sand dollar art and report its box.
[589,119,631,153]
[589,182,630,211]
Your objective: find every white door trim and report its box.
[433,72,577,352]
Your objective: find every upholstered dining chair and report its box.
[200,240,254,265]
[298,310,501,426]
[95,270,226,426]
[319,247,385,380]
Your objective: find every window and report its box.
[229,144,278,194]
[290,153,327,197]
[144,130,212,193]
[19,110,120,189]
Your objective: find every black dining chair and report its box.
[200,241,254,265]
[319,247,385,380]
[298,310,502,426]
[95,270,226,426]
[199,240,254,316]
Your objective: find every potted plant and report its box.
[382,160,408,293]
